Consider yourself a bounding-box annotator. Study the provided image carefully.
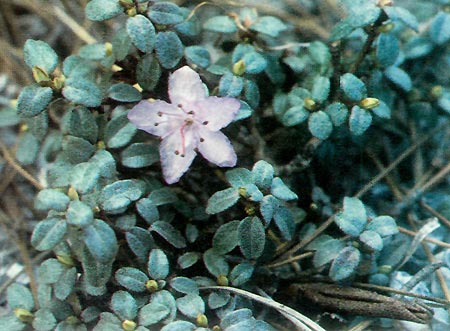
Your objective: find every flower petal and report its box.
[194,96,241,131]
[168,66,207,106]
[159,125,198,184]
[197,128,237,167]
[128,100,184,138]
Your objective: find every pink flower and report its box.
[128,66,241,184]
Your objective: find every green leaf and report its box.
[54,267,77,300]
[83,219,118,263]
[24,39,58,73]
[219,72,244,97]
[178,252,199,269]
[334,197,367,237]
[308,41,331,66]
[329,246,361,281]
[238,216,265,259]
[221,309,253,329]
[282,105,309,126]
[108,83,141,102]
[184,46,211,68]
[0,315,26,331]
[250,16,287,37]
[161,321,196,331]
[79,43,106,60]
[349,106,372,136]
[240,184,263,202]
[15,132,39,165]
[376,33,400,67]
[244,79,260,109]
[260,195,279,224]
[170,277,198,295]
[308,111,333,140]
[67,200,94,228]
[203,16,237,33]
[139,301,170,326]
[38,258,65,284]
[63,78,102,107]
[115,267,149,292]
[70,162,100,194]
[104,113,137,148]
[329,19,354,41]
[91,149,117,178]
[252,160,274,190]
[136,54,161,91]
[271,177,298,201]
[62,135,95,164]
[17,84,52,118]
[311,76,330,102]
[86,0,123,21]
[312,236,345,268]
[213,220,240,254]
[35,189,70,212]
[208,291,230,309]
[205,187,240,214]
[67,106,98,143]
[155,32,184,69]
[148,249,170,279]
[112,28,132,61]
[340,73,367,101]
[384,7,419,32]
[126,227,155,263]
[430,12,450,45]
[230,263,254,286]
[367,215,398,236]
[203,248,229,277]
[226,168,254,187]
[371,100,391,119]
[136,198,159,224]
[359,230,383,251]
[127,15,156,53]
[111,291,137,321]
[32,309,56,331]
[0,107,20,127]
[150,221,187,248]
[7,283,35,311]
[31,218,67,251]
[325,102,348,126]
[148,188,178,206]
[150,290,177,324]
[148,2,184,25]
[176,294,204,319]
[384,66,412,92]
[273,207,296,241]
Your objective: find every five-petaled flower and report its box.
[128,66,241,184]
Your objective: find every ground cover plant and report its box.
[1,0,450,330]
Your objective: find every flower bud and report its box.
[122,320,137,331]
[196,313,208,328]
[360,97,380,109]
[126,7,137,17]
[146,279,159,293]
[232,60,246,76]
[32,66,50,84]
[65,316,80,324]
[104,42,113,57]
[119,0,134,9]
[67,186,79,200]
[377,22,395,33]
[14,308,34,323]
[57,254,75,267]
[430,85,443,99]
[217,275,229,286]
[304,97,316,111]
[378,265,393,274]
[52,75,65,90]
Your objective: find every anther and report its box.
[202,121,209,125]
[157,111,163,117]
[174,150,180,155]
[200,138,205,142]
[154,123,159,126]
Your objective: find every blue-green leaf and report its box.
[206,187,240,214]
[38,259,65,284]
[0,315,26,331]
[83,219,118,263]
[282,105,309,126]
[203,248,229,277]
[384,66,412,92]
[126,227,155,262]
[17,85,52,118]
[121,143,159,168]
[311,76,330,102]
[127,15,156,53]
[271,177,298,201]
[273,207,296,241]
[203,16,237,33]
[54,267,77,300]
[334,197,367,237]
[15,132,39,165]
[136,53,161,91]
[376,33,400,67]
[100,179,145,214]
[221,309,253,329]
[384,7,419,32]
[35,189,70,212]
[115,267,149,292]
[104,112,137,148]
[311,236,345,268]
[86,0,122,21]
[111,291,137,321]
[148,2,184,25]
[244,79,260,109]
[208,291,230,309]
[155,32,184,69]
[213,220,240,254]
[170,277,198,295]
[108,83,141,102]
[430,12,450,45]
[308,41,331,66]
[62,135,95,164]
[136,198,159,224]
[349,106,372,136]
[63,78,102,107]
[161,321,196,331]
[31,218,67,251]
[219,73,244,97]
[308,111,333,140]
[67,106,98,143]
[79,43,106,61]
[150,221,187,248]
[112,28,132,61]
[340,73,367,101]
[178,252,199,269]
[226,168,254,187]
[24,40,58,73]
[70,162,100,194]
[329,246,361,281]
[139,301,170,326]
[148,249,169,280]
[148,188,178,206]
[230,263,254,286]
[184,46,211,68]
[260,195,279,224]
[252,160,274,190]
[7,283,35,311]
[176,294,204,319]
[238,216,265,259]
[66,200,94,228]
[359,230,383,251]
[250,16,287,37]
[325,102,348,126]
[240,184,263,202]
[366,215,398,236]
[371,100,391,119]
[32,308,56,331]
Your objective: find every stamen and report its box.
[157,111,163,117]
[178,104,183,108]
[174,150,180,155]
[200,138,205,142]
[154,123,159,126]
[202,121,209,125]
[188,110,195,115]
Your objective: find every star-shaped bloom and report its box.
[128,66,241,184]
